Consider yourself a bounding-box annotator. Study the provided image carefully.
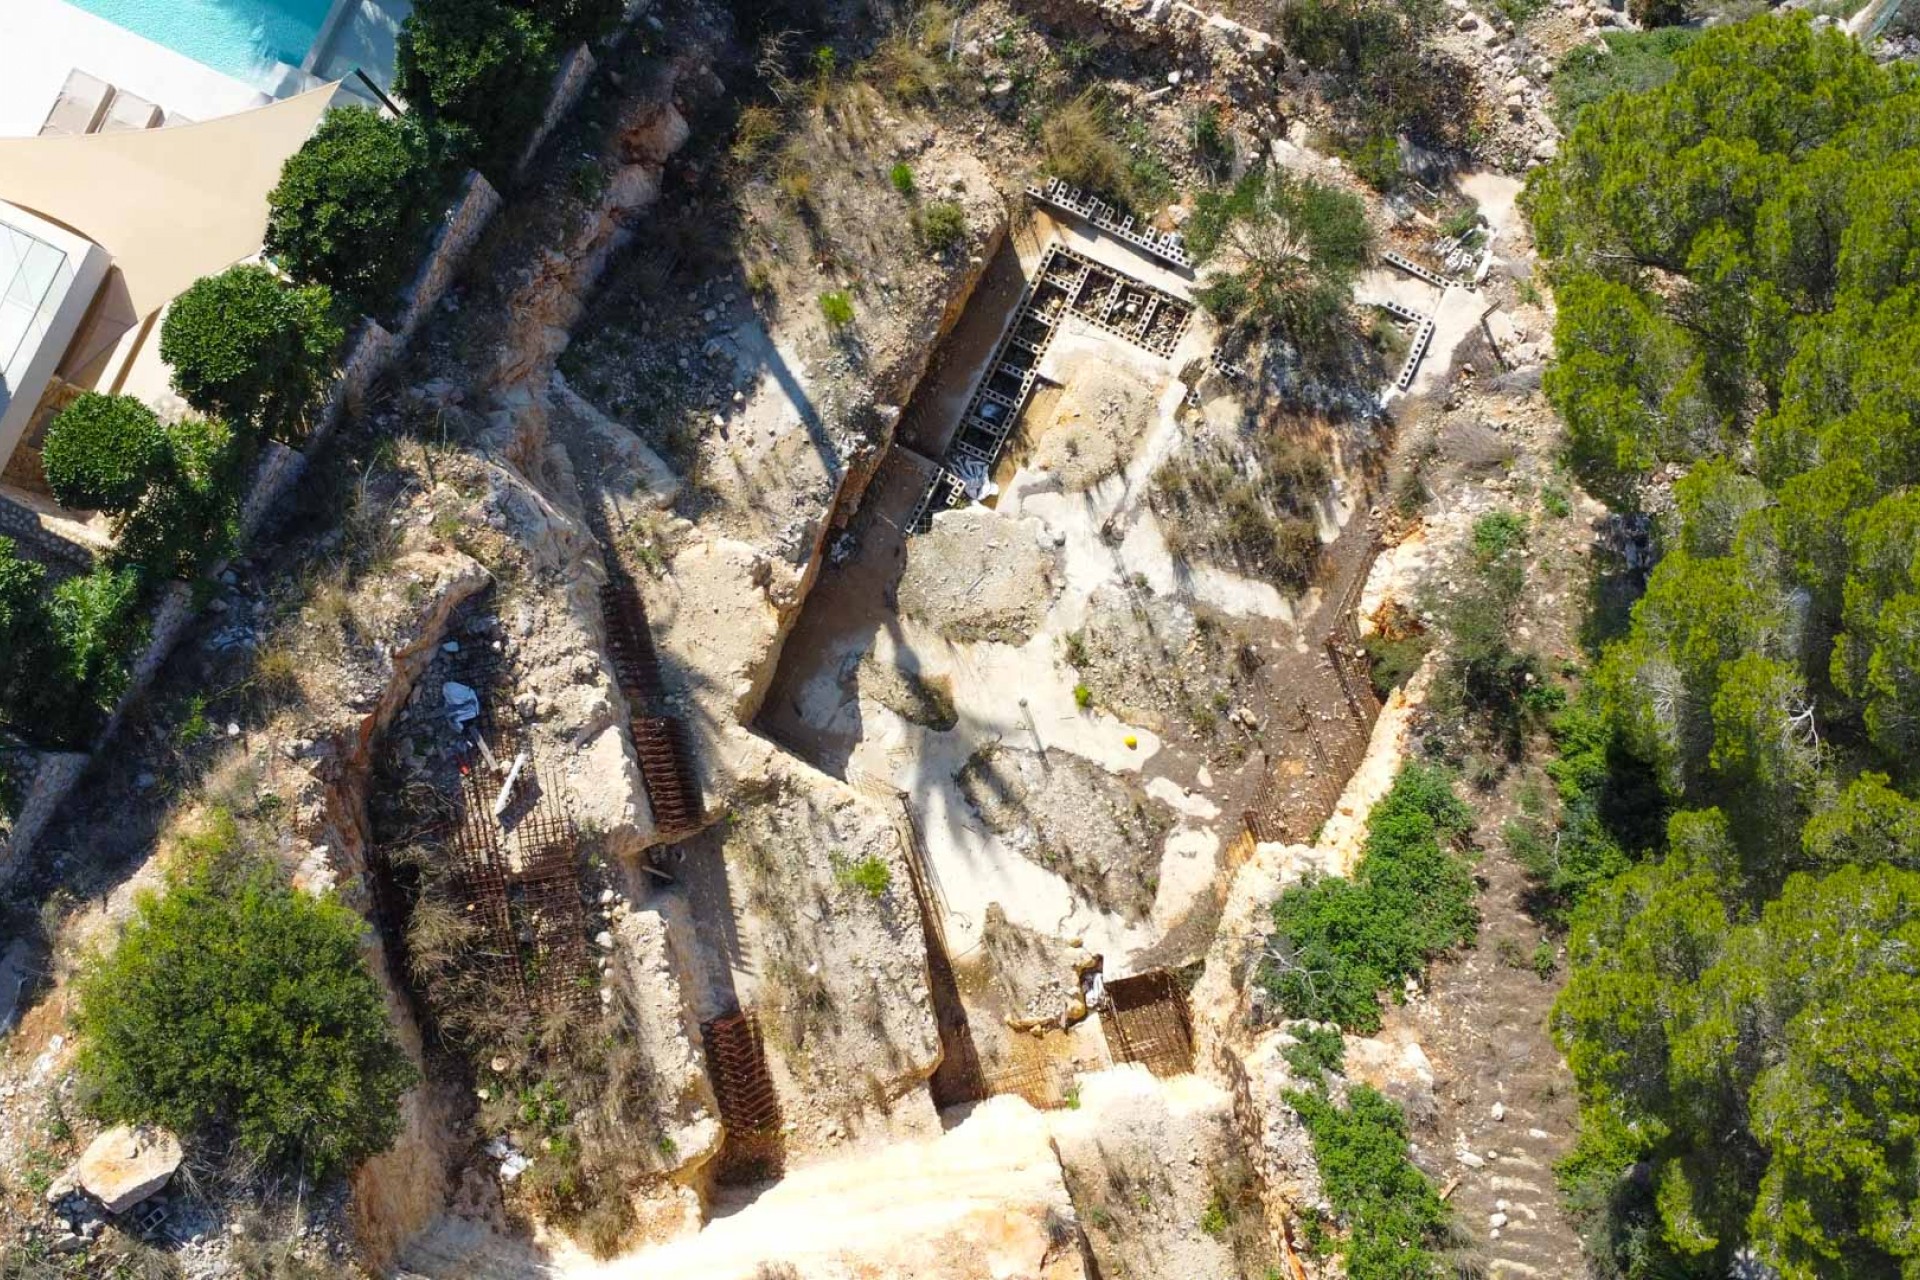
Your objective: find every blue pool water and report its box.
[67,0,336,83]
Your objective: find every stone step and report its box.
[1488,1174,1549,1195]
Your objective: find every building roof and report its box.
[0,82,339,319]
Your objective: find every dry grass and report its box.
[869,1,959,103]
[731,103,782,168]
[1042,92,1133,206]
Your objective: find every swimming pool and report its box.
[66,0,336,84]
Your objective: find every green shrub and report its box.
[1259,764,1476,1030]
[41,393,167,514]
[1283,1025,1347,1084]
[0,539,54,735]
[265,106,444,316]
[1074,682,1094,709]
[74,830,415,1179]
[396,0,559,176]
[919,200,966,251]
[889,161,916,195]
[46,565,144,725]
[1361,631,1428,697]
[1471,509,1528,560]
[160,265,344,441]
[1199,1192,1230,1237]
[1432,508,1550,753]
[832,852,893,897]
[1344,131,1403,192]
[1285,1084,1450,1278]
[819,290,855,327]
[1531,938,1558,978]
[570,160,608,203]
[1192,103,1234,180]
[113,417,246,580]
[1548,27,1700,128]
[508,0,621,44]
[1627,0,1689,27]
[0,543,142,749]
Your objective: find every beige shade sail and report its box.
[0,82,341,319]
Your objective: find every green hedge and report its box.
[265,107,444,317]
[75,828,415,1179]
[159,264,344,441]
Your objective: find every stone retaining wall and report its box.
[0,751,89,879]
[396,171,505,343]
[517,45,599,180]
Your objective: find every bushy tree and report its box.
[75,831,415,1180]
[1188,166,1372,361]
[1559,861,1920,1277]
[1533,17,1920,1276]
[265,106,444,316]
[1528,16,1903,497]
[41,394,166,514]
[396,0,558,176]
[160,265,344,441]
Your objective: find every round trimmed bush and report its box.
[75,835,415,1179]
[266,106,443,316]
[160,265,344,441]
[42,393,167,514]
[397,0,558,176]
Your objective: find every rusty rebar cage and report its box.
[701,1012,782,1135]
[597,576,704,838]
[701,1012,786,1184]
[431,764,594,1013]
[1101,970,1196,1078]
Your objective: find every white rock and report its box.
[595,931,615,950]
[72,1125,183,1214]
[1491,1101,1506,1121]
[1490,1211,1509,1228]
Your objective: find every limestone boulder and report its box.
[73,1125,182,1213]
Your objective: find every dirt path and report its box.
[1378,793,1583,1280]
